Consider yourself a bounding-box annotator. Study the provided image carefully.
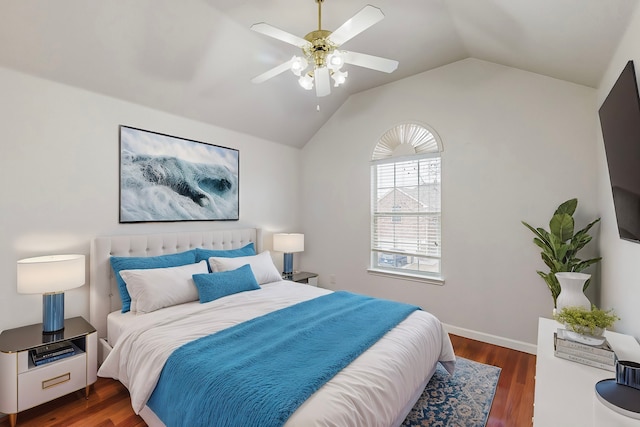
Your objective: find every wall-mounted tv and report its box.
[599,60,640,243]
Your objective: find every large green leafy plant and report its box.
[522,198,601,308]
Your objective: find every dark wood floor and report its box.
[449,335,536,427]
[0,334,536,427]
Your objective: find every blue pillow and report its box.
[192,264,260,304]
[195,243,256,271]
[110,250,197,313]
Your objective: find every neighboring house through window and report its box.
[370,122,443,283]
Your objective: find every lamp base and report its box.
[282,252,294,278]
[595,379,640,419]
[43,292,65,334]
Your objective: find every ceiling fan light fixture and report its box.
[251,1,398,98]
[299,73,314,90]
[327,51,344,71]
[331,69,348,87]
[290,56,308,76]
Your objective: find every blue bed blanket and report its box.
[147,290,420,427]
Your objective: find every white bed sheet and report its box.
[106,310,133,347]
[106,301,201,346]
[98,281,455,427]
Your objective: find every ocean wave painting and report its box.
[119,126,239,222]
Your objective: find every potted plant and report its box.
[554,305,619,339]
[522,198,601,308]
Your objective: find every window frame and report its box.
[369,124,444,284]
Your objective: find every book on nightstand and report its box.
[554,330,616,372]
[30,341,76,366]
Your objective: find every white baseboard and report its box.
[444,323,537,355]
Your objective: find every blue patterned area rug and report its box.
[402,357,501,427]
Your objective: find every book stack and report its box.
[554,329,616,371]
[30,341,76,366]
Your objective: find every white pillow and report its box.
[120,260,208,314]
[208,251,282,285]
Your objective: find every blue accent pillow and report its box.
[195,243,256,271]
[192,264,260,304]
[110,250,197,313]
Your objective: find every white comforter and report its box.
[98,281,455,427]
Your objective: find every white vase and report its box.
[555,272,592,312]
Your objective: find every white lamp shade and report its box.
[17,254,85,294]
[273,233,304,253]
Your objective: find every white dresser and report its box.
[534,317,640,427]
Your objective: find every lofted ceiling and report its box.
[0,0,638,148]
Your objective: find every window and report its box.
[370,123,442,281]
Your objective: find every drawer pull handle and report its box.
[42,373,71,389]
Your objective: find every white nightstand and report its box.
[534,317,640,426]
[0,317,98,427]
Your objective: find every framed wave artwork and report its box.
[119,126,239,223]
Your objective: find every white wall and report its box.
[596,5,640,342]
[301,58,599,347]
[2,53,626,351]
[0,66,301,333]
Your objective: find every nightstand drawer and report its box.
[18,353,86,411]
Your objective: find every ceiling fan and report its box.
[250,0,399,97]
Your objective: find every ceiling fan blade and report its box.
[328,5,384,47]
[251,58,295,84]
[343,51,398,73]
[250,23,311,49]
[315,67,331,97]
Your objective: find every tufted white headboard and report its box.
[89,228,261,342]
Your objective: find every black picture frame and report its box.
[119,125,239,223]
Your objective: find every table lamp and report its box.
[273,233,304,279]
[17,254,85,333]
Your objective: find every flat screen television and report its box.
[599,60,640,243]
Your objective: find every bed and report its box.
[90,228,455,427]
